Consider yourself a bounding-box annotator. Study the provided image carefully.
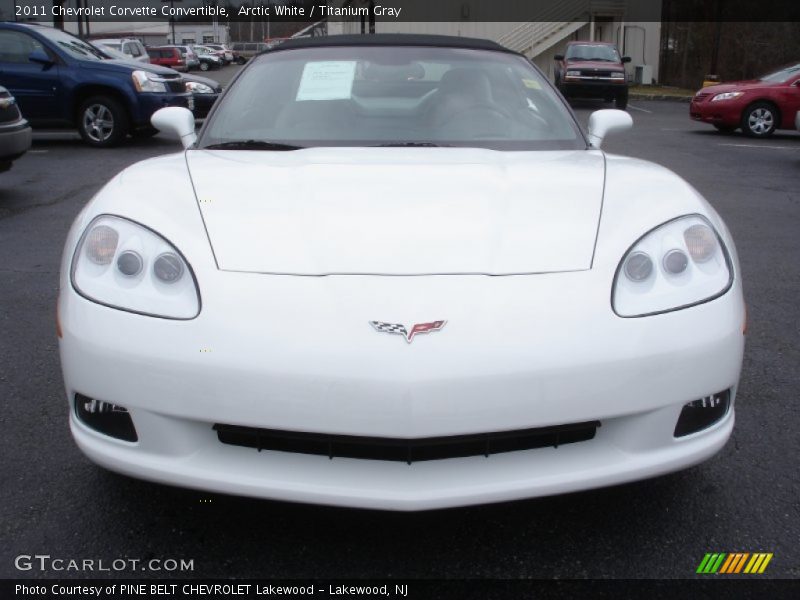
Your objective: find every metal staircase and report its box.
[496,0,626,58]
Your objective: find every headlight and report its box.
[132,70,168,93]
[711,91,743,102]
[185,81,215,94]
[71,215,200,319]
[566,70,580,77]
[611,72,625,79]
[613,215,732,317]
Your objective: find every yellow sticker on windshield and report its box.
[522,79,541,89]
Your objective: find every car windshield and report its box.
[36,27,107,61]
[201,46,584,151]
[566,44,620,62]
[759,64,800,83]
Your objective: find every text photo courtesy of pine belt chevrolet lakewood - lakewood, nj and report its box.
[1,0,798,595]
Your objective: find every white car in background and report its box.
[204,43,234,64]
[91,38,149,63]
[58,35,745,511]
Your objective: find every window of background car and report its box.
[0,30,46,63]
[565,44,621,62]
[201,46,584,150]
[125,42,142,57]
[759,64,800,83]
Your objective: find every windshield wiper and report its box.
[373,142,448,147]
[203,140,305,151]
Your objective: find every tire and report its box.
[615,90,628,110]
[77,96,129,148]
[741,102,778,137]
[199,61,209,72]
[236,56,246,65]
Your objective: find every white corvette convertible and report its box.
[58,35,745,510]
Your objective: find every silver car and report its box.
[92,38,149,63]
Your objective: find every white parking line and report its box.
[627,104,652,113]
[718,143,798,150]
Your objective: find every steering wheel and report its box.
[436,104,515,139]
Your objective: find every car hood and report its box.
[700,80,772,93]
[185,148,605,275]
[81,60,179,77]
[565,59,624,72]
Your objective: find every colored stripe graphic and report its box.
[719,554,736,573]
[698,552,773,574]
[696,553,714,573]
[720,553,749,574]
[697,553,727,574]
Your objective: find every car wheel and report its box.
[77,96,129,148]
[237,57,246,65]
[741,102,777,137]
[199,62,209,72]
[615,91,628,110]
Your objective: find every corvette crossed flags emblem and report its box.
[370,320,446,343]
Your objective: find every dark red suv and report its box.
[146,46,187,72]
[554,41,631,109]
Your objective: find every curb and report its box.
[629,93,692,102]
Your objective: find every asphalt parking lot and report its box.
[0,94,798,580]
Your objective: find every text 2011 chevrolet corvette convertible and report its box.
[58,35,745,510]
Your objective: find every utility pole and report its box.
[709,0,723,76]
[52,1,65,30]
[161,0,183,44]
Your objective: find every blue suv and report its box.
[0,23,192,147]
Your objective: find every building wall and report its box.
[172,24,230,45]
[327,20,661,84]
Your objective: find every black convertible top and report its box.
[264,34,518,55]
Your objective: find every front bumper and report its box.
[0,119,32,165]
[689,99,742,127]
[131,93,193,127]
[59,268,745,510]
[191,94,218,119]
[562,80,627,99]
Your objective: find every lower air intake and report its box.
[214,421,600,464]
[674,389,731,437]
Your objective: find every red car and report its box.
[146,46,187,72]
[690,63,800,137]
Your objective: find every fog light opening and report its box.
[74,393,138,442]
[674,390,731,437]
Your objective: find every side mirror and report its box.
[587,109,632,148]
[151,107,196,148]
[621,56,632,63]
[554,54,564,61]
[29,48,54,67]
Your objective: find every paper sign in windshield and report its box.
[296,61,357,101]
